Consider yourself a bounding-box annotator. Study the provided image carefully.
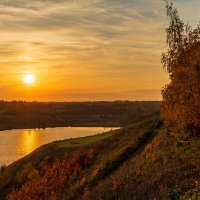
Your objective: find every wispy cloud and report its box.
[0,0,199,101]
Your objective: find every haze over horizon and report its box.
[0,0,200,101]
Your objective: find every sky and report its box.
[0,0,199,102]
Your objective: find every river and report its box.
[0,127,117,166]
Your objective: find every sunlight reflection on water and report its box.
[17,129,40,158]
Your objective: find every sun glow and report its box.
[23,74,35,84]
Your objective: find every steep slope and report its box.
[82,129,200,200]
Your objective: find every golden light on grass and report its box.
[23,74,35,85]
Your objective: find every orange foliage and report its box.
[7,150,94,200]
[161,1,200,137]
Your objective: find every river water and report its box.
[0,127,116,166]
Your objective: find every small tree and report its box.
[161,1,200,138]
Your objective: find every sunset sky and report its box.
[0,0,200,101]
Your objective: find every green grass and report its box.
[57,129,118,148]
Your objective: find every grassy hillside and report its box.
[84,127,200,200]
[1,113,199,200]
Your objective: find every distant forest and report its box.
[0,101,160,130]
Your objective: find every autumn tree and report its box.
[161,1,200,138]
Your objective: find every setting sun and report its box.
[23,74,35,85]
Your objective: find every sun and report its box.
[23,74,35,84]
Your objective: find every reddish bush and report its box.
[7,150,94,200]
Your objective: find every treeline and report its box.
[161,2,200,138]
[0,101,160,129]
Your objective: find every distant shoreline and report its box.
[0,101,160,132]
[0,123,120,132]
